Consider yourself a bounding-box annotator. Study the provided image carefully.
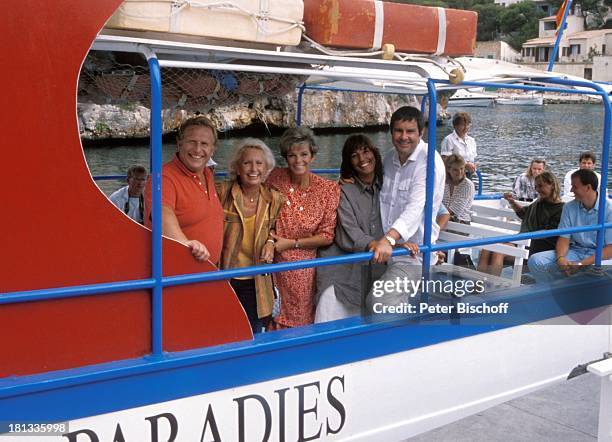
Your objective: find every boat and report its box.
[1,1,612,440]
[447,88,496,107]
[496,93,544,106]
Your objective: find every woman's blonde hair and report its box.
[525,158,546,178]
[534,171,561,202]
[227,138,276,181]
[445,153,466,169]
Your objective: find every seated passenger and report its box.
[315,134,385,323]
[512,158,546,202]
[217,139,284,333]
[479,172,564,276]
[529,169,612,282]
[109,165,148,224]
[267,127,340,329]
[144,116,223,263]
[443,154,474,224]
[563,151,601,198]
[441,112,477,179]
[507,171,564,256]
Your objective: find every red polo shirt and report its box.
[145,155,223,264]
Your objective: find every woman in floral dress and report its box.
[267,127,340,328]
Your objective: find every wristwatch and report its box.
[384,235,396,247]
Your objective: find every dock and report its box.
[413,373,599,441]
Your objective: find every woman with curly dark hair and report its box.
[315,134,386,323]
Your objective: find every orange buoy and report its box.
[304,0,477,57]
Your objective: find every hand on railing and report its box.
[185,239,210,262]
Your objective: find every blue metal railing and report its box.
[3,59,612,369]
[148,54,164,357]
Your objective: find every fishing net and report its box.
[78,50,306,111]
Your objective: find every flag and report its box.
[555,0,569,31]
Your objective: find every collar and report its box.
[229,181,273,205]
[392,140,426,167]
[577,192,600,212]
[354,176,380,193]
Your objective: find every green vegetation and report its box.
[499,1,545,50]
[389,0,611,51]
[549,0,612,29]
[95,122,110,133]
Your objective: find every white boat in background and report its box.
[448,88,496,107]
[496,93,544,106]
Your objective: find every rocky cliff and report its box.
[78,90,434,140]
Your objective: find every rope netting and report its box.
[78,51,306,111]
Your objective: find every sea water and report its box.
[84,104,611,196]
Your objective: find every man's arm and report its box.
[576,244,612,266]
[370,228,402,263]
[371,165,429,263]
[161,205,210,261]
[555,237,574,275]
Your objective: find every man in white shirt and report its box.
[440,112,477,179]
[109,165,148,223]
[563,151,601,199]
[367,106,446,310]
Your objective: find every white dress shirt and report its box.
[109,185,143,223]
[563,168,602,198]
[380,140,446,250]
[440,131,477,163]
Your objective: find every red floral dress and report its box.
[267,168,340,327]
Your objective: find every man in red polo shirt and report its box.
[145,116,224,264]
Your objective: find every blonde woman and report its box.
[217,138,284,333]
[479,171,564,275]
[512,158,546,202]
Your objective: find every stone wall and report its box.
[78,90,428,140]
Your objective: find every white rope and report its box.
[185,0,305,36]
[302,35,385,58]
[302,35,465,79]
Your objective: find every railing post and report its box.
[143,46,164,357]
[546,77,611,265]
[423,80,438,284]
[595,86,611,265]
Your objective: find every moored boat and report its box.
[448,88,496,107]
[496,93,544,106]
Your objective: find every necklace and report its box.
[242,189,259,203]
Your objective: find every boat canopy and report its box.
[92,32,594,97]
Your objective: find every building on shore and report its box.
[520,9,612,82]
[475,41,521,63]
